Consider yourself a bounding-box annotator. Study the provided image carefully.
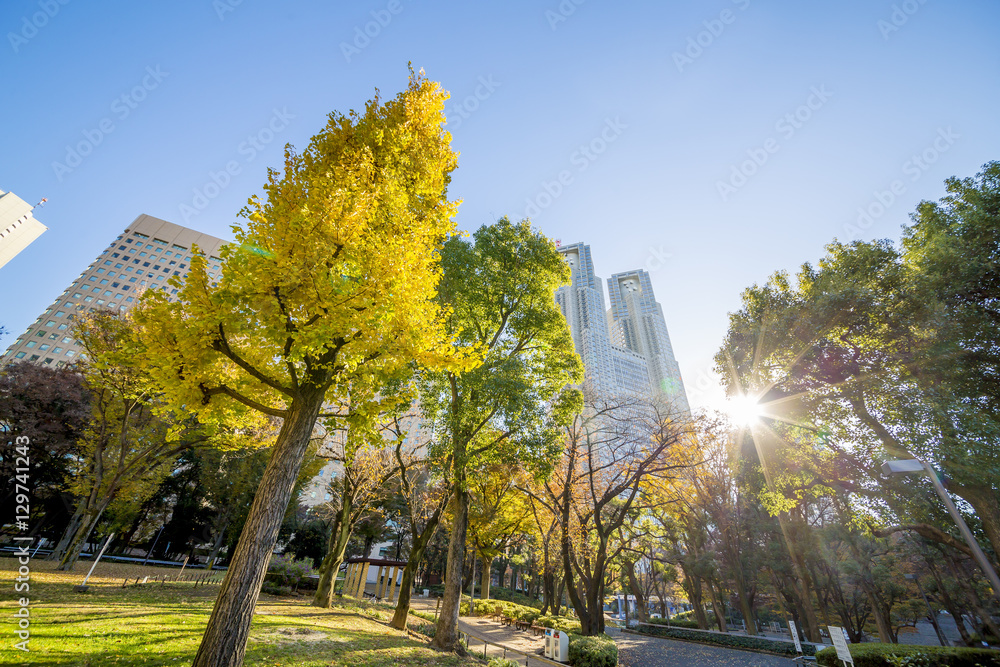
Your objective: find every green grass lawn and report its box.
[0,558,475,667]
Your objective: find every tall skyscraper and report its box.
[0,189,48,270]
[555,242,689,412]
[1,214,226,368]
[607,269,690,413]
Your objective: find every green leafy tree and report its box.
[421,218,584,650]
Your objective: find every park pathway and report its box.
[614,628,797,667]
[410,598,799,666]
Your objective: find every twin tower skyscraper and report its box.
[555,242,690,414]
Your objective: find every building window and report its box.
[29,355,39,362]
[26,341,36,348]
[53,347,63,354]
[39,344,50,351]
[35,331,45,337]
[14,352,25,359]
[45,320,55,327]
[43,358,54,365]
[55,311,65,317]
[66,350,76,357]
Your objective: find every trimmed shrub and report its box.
[645,617,700,630]
[490,587,542,609]
[568,634,618,667]
[460,598,541,624]
[815,644,1000,667]
[633,624,815,657]
[536,614,582,634]
[264,554,315,593]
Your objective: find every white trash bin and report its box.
[552,630,569,663]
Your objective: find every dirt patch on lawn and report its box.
[254,626,335,644]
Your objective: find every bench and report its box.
[530,625,546,636]
[500,616,514,627]
[514,619,532,631]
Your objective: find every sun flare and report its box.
[726,394,765,426]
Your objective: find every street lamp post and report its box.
[883,458,1000,603]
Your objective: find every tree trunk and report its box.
[390,499,445,630]
[709,581,727,632]
[57,498,111,571]
[777,512,822,642]
[47,501,85,562]
[314,496,354,607]
[205,515,231,572]
[683,568,709,630]
[927,556,973,646]
[481,556,492,600]
[192,394,323,667]
[731,558,757,635]
[624,559,648,622]
[431,486,469,651]
[554,576,565,616]
[389,521,436,628]
[541,566,555,615]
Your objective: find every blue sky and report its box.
[2,0,998,410]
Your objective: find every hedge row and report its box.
[644,617,700,630]
[815,644,1000,667]
[633,624,815,656]
[461,598,539,622]
[568,634,618,667]
[535,614,582,634]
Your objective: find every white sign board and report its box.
[828,626,854,665]
[788,620,802,654]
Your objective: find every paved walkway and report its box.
[616,630,797,667]
[409,597,555,666]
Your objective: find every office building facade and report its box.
[0,189,48,270]
[555,242,689,412]
[1,214,226,367]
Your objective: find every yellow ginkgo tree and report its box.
[133,70,476,667]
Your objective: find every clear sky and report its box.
[2,0,998,410]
